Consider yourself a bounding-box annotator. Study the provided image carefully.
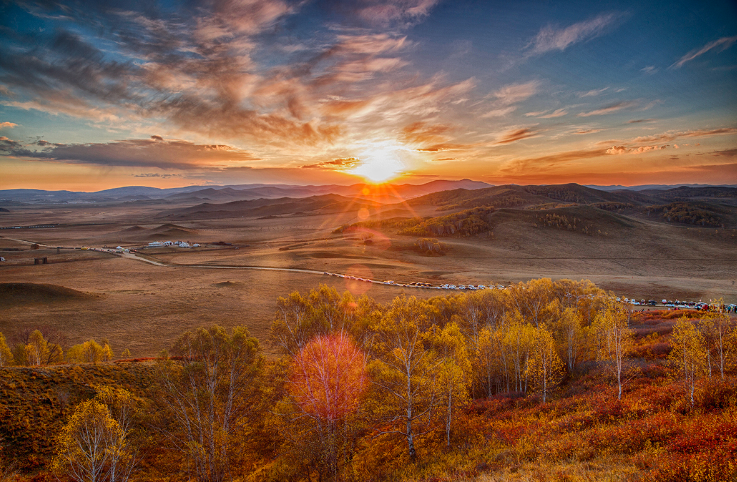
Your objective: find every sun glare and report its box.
[349,148,405,183]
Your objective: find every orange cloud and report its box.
[495,128,538,145]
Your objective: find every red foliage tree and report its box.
[290,332,367,423]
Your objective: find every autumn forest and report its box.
[1,279,736,482]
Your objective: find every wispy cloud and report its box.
[494,128,538,145]
[0,122,17,129]
[578,101,638,117]
[492,81,540,105]
[574,128,602,134]
[501,147,605,173]
[539,108,567,118]
[482,106,517,118]
[641,66,658,75]
[527,13,621,55]
[1,136,259,169]
[606,144,668,154]
[482,81,539,118]
[627,119,654,124]
[354,0,441,27]
[301,158,361,170]
[632,127,737,144]
[578,87,609,98]
[671,35,737,68]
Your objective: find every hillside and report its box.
[1,288,735,482]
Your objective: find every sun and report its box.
[349,148,405,183]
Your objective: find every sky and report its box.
[0,0,736,191]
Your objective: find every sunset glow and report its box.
[349,149,406,183]
[0,1,735,189]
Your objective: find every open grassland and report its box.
[1,195,736,357]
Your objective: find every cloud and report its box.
[1,137,260,169]
[578,87,609,98]
[641,66,658,75]
[578,101,638,117]
[527,13,621,55]
[492,81,540,105]
[627,119,654,124]
[501,147,606,173]
[671,36,737,68]
[606,144,668,154]
[574,128,602,134]
[710,148,737,157]
[133,173,183,178]
[632,127,737,144]
[494,128,538,145]
[482,106,517,118]
[0,122,17,129]
[0,136,22,152]
[401,121,453,145]
[301,158,361,170]
[539,108,567,118]
[354,0,440,26]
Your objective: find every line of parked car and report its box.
[323,272,736,312]
[323,271,499,291]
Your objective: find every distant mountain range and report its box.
[0,179,491,204]
[1,180,736,205]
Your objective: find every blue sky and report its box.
[0,0,735,189]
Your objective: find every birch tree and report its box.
[156,325,263,482]
[593,301,634,400]
[0,333,12,366]
[52,400,134,482]
[526,325,564,403]
[366,296,440,460]
[669,318,707,407]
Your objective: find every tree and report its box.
[287,332,367,480]
[669,318,707,407]
[366,296,440,460]
[474,327,500,398]
[502,313,534,393]
[555,307,586,372]
[526,325,564,403]
[0,333,13,367]
[26,330,49,366]
[155,325,263,482]
[593,301,634,400]
[699,313,733,379]
[429,322,471,446]
[67,340,106,363]
[9,328,64,366]
[52,399,134,482]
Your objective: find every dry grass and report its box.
[1,200,735,357]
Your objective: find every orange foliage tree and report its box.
[290,331,367,423]
[285,332,367,480]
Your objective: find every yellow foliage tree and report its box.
[669,317,707,407]
[502,313,535,393]
[699,313,734,379]
[429,322,471,446]
[67,340,106,363]
[526,325,564,403]
[156,325,263,482]
[0,333,13,366]
[366,296,440,460]
[592,300,634,399]
[26,330,48,366]
[52,399,134,482]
